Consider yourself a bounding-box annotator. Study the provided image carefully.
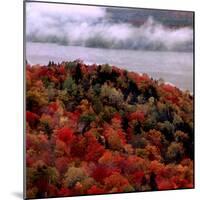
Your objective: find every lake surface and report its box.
[26,42,193,92]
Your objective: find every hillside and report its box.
[26,60,194,198]
[106,8,193,27]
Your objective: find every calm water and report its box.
[26,42,193,92]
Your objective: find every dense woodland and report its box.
[26,60,194,198]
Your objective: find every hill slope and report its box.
[26,61,194,198]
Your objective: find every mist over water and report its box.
[26,3,193,92]
[26,3,193,52]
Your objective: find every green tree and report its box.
[63,167,87,187]
[100,84,123,108]
[92,97,104,114]
[63,76,77,96]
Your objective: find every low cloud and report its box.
[26,3,193,51]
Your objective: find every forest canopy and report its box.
[26,60,194,198]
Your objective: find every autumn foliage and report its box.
[26,61,194,198]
